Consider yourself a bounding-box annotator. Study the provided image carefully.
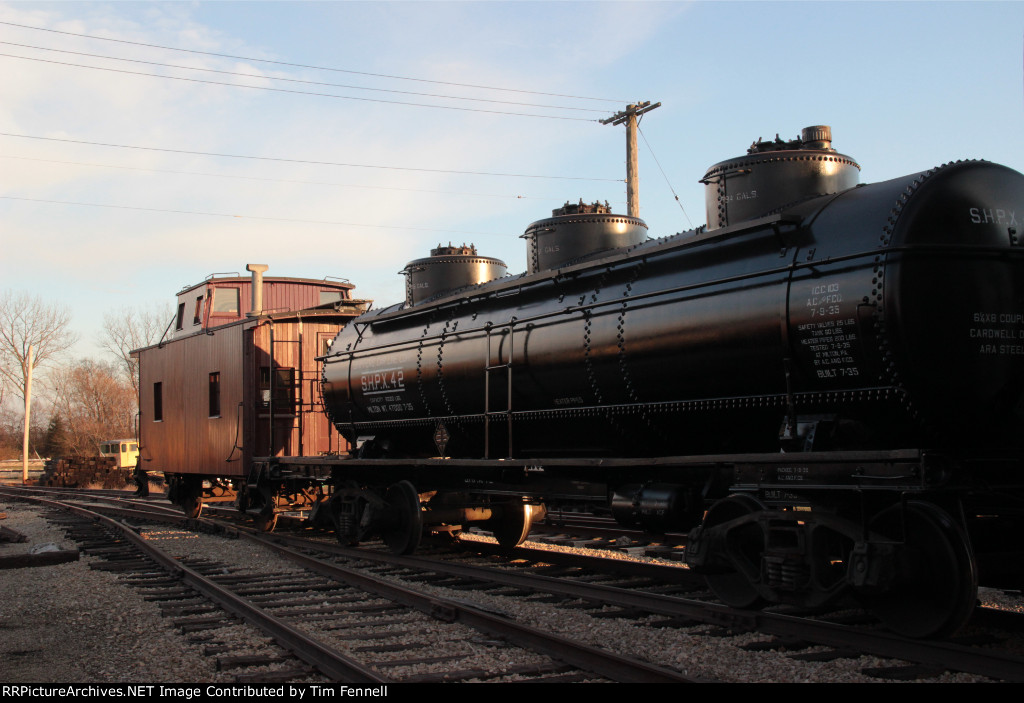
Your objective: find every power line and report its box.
[638,125,693,228]
[0,20,625,104]
[0,154,557,201]
[0,195,509,237]
[0,52,598,121]
[0,133,623,182]
[0,41,607,114]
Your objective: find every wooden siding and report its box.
[139,321,249,477]
[261,279,351,315]
[244,320,346,466]
[139,313,354,479]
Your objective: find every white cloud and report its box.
[3,0,1021,363]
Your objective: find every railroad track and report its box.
[248,529,1024,682]
[0,487,696,683]
[5,485,1024,682]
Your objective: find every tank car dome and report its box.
[702,125,860,230]
[401,243,507,306]
[523,199,648,273]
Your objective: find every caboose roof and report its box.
[176,274,354,296]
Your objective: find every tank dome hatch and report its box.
[401,243,508,306]
[701,125,860,231]
[522,199,648,274]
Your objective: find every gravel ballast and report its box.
[0,501,1019,683]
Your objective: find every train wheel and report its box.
[492,503,545,552]
[235,487,250,514]
[701,494,767,609]
[866,501,978,638]
[181,487,202,519]
[254,508,278,533]
[380,481,423,555]
[170,476,203,518]
[325,493,362,546]
[181,492,203,519]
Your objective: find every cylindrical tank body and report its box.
[322,160,1024,458]
[702,125,860,230]
[402,244,507,306]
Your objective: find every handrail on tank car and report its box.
[361,214,799,326]
[321,240,1024,364]
[328,384,904,430]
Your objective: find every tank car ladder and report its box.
[483,320,515,459]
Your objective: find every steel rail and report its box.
[259,528,1024,682]
[0,489,389,684]
[236,529,698,683]
[1,487,202,526]
[1,487,697,682]
[461,540,699,583]
[12,487,1024,680]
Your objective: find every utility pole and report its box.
[601,101,660,217]
[22,345,33,484]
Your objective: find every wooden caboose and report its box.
[133,264,370,524]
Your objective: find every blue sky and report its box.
[1,1,1022,361]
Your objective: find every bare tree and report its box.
[49,359,135,455]
[99,304,174,397]
[0,291,77,477]
[0,290,78,402]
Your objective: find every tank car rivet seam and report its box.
[416,322,434,417]
[436,313,457,418]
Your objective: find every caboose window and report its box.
[193,296,204,325]
[320,290,343,305]
[175,302,185,330]
[209,372,221,417]
[212,287,240,314]
[154,382,163,422]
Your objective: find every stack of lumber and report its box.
[40,457,129,489]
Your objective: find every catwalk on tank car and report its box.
[303,125,1024,638]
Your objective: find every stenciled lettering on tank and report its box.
[358,352,415,414]
[719,190,758,202]
[968,207,1018,226]
[806,282,843,318]
[970,311,1024,356]
[793,280,863,381]
[361,367,405,395]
